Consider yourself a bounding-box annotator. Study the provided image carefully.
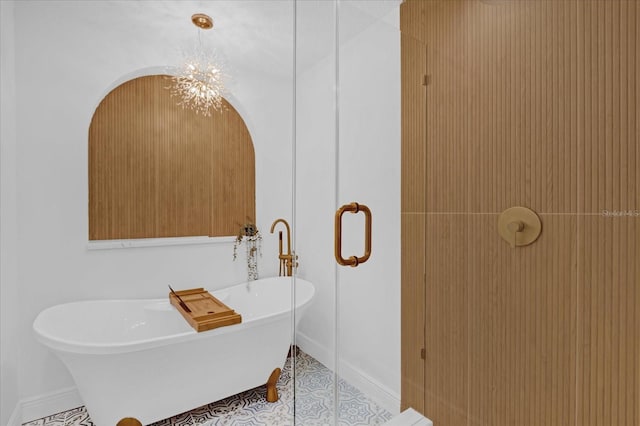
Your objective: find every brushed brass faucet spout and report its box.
[270,218,298,276]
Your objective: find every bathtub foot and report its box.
[266,367,281,402]
[116,418,142,426]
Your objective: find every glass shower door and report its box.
[293,1,402,424]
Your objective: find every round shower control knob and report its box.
[497,206,542,248]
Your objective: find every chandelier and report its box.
[169,14,226,116]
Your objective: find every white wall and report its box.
[10,1,293,417]
[337,6,401,408]
[294,0,338,380]
[3,0,400,421]
[1,2,21,424]
[295,2,401,413]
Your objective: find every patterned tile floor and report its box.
[23,351,392,426]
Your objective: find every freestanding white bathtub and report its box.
[33,276,314,426]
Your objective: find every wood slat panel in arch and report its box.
[89,75,255,240]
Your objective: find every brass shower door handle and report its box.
[334,202,372,267]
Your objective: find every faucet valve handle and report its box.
[507,220,524,248]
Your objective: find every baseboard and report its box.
[385,408,433,426]
[339,357,401,416]
[6,403,22,426]
[295,331,401,416]
[295,330,335,370]
[20,386,82,424]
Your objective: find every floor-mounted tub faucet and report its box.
[270,218,298,276]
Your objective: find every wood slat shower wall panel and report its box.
[401,32,427,214]
[401,214,426,413]
[400,0,426,46]
[424,214,468,426]
[577,216,639,426]
[466,214,577,426]
[400,0,638,425]
[89,75,255,240]
[579,0,639,213]
[419,0,579,214]
[575,3,639,423]
[401,11,428,413]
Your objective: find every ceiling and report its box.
[15,0,400,80]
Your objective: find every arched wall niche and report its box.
[88,74,256,240]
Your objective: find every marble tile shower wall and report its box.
[23,352,392,426]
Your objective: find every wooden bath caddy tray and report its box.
[169,288,242,332]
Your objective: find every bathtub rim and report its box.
[33,276,314,355]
